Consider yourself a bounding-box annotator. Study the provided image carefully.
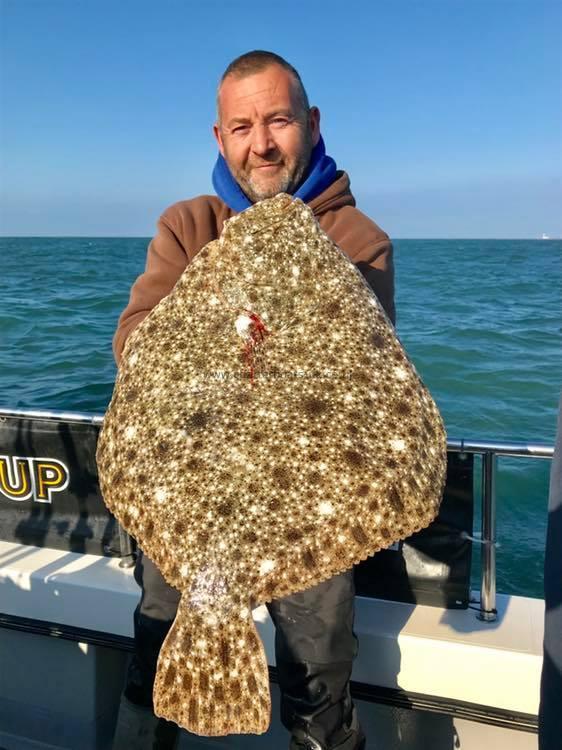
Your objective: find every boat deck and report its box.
[0,540,542,749]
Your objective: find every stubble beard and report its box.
[228,131,313,204]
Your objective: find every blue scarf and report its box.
[211,134,337,213]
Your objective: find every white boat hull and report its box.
[0,540,541,749]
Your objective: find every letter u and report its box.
[0,456,32,501]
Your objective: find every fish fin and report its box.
[153,592,271,736]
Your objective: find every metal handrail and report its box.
[0,407,104,426]
[448,438,554,460]
[449,439,554,621]
[0,406,555,620]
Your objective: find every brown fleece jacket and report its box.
[113,171,395,364]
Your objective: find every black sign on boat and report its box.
[0,409,126,558]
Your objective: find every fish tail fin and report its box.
[153,593,271,736]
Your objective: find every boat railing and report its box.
[0,407,555,623]
[447,438,554,622]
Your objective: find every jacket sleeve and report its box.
[354,238,396,326]
[113,214,188,366]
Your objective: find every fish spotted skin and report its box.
[96,193,447,736]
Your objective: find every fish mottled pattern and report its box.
[96,193,447,736]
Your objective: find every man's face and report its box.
[213,65,320,203]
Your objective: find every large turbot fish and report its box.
[96,193,447,736]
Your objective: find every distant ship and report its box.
[541,232,550,240]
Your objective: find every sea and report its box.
[1,236,560,599]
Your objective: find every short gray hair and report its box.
[216,50,310,123]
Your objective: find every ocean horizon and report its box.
[2,235,560,240]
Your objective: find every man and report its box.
[539,393,562,750]
[112,50,394,750]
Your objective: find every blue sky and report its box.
[1,0,560,238]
